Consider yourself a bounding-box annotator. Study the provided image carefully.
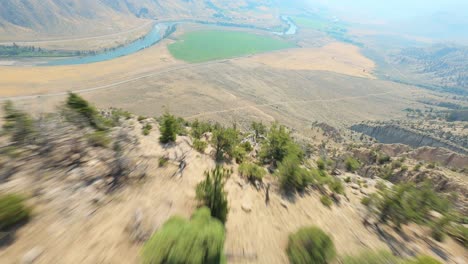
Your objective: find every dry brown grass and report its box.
[245,42,376,79]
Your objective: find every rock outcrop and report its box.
[351,124,468,155]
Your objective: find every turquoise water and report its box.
[45,24,166,66]
[41,17,297,66]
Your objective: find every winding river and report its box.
[36,16,297,66]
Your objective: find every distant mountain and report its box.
[0,0,279,40]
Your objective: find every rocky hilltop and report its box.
[0,94,466,263]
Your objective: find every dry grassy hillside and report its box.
[0,0,281,41]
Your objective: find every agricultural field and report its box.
[168,30,295,63]
[291,15,354,44]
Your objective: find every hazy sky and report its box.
[314,0,468,21]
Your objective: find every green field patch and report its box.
[168,30,295,63]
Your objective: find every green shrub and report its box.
[232,146,247,164]
[344,176,351,183]
[211,126,239,161]
[329,179,344,194]
[137,116,147,122]
[277,154,313,192]
[375,181,387,191]
[320,195,332,207]
[159,113,177,143]
[391,160,402,169]
[413,163,422,171]
[142,123,153,136]
[342,250,400,264]
[2,101,35,144]
[361,196,371,206]
[0,194,30,230]
[260,123,303,164]
[66,92,105,129]
[193,139,208,153]
[158,157,169,167]
[427,162,437,169]
[317,158,326,170]
[142,207,225,264]
[86,131,111,147]
[111,108,131,122]
[238,162,266,183]
[377,182,450,228]
[240,141,253,152]
[287,226,336,264]
[190,119,212,139]
[447,224,467,247]
[378,155,391,164]
[345,157,360,172]
[251,121,267,140]
[196,167,230,224]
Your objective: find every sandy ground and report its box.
[0,39,179,97]
[244,42,376,79]
[0,32,373,98]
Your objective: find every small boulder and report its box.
[21,247,44,264]
[241,202,252,213]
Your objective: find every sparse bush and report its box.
[317,158,326,170]
[260,123,303,164]
[66,92,104,129]
[112,108,131,120]
[191,119,212,139]
[196,167,230,224]
[401,165,408,171]
[379,165,393,179]
[142,123,152,136]
[375,181,387,191]
[232,146,247,164]
[193,139,208,153]
[142,207,225,264]
[2,101,35,144]
[137,116,146,122]
[320,195,332,207]
[447,224,467,247]
[377,182,450,228]
[427,162,437,169]
[158,157,169,167]
[345,157,360,172]
[240,141,253,152]
[391,160,402,169]
[238,162,266,183]
[86,131,111,147]
[211,126,239,161]
[251,121,267,140]
[329,179,344,194]
[344,176,351,183]
[159,112,177,143]
[378,155,391,164]
[277,154,313,192]
[413,163,422,171]
[287,226,336,264]
[361,196,371,206]
[0,194,30,230]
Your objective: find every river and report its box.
[30,16,297,66]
